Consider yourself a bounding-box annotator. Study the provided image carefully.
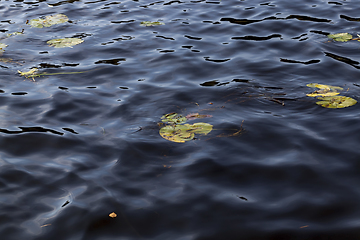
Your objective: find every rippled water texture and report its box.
[1,0,360,239]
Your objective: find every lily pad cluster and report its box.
[306,83,357,108]
[327,33,360,42]
[0,13,86,79]
[159,113,213,143]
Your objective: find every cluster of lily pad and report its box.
[159,113,213,143]
[306,83,357,108]
[0,14,85,79]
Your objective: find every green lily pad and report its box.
[47,38,84,48]
[328,33,353,42]
[185,122,213,135]
[0,43,7,52]
[159,122,213,143]
[159,125,195,143]
[161,113,187,124]
[140,21,164,26]
[306,83,343,97]
[316,96,357,108]
[28,14,69,28]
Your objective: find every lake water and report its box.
[1,0,360,239]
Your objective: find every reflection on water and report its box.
[0,0,360,239]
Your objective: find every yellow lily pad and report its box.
[47,38,84,48]
[328,33,353,42]
[316,96,357,108]
[159,125,195,143]
[161,113,187,124]
[306,83,343,97]
[28,14,69,28]
[6,31,24,37]
[140,21,164,26]
[18,68,38,78]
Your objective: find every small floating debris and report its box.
[0,43,8,52]
[109,212,117,218]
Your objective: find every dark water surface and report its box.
[0,0,360,239]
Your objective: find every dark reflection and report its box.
[11,92,27,95]
[63,63,80,67]
[280,58,320,65]
[204,57,230,63]
[95,58,126,65]
[310,30,330,36]
[221,15,331,25]
[0,126,64,135]
[340,15,360,21]
[158,49,175,53]
[232,79,250,83]
[85,0,107,4]
[220,17,263,25]
[164,0,183,5]
[111,20,135,24]
[140,1,164,7]
[324,52,360,69]
[292,33,307,40]
[329,1,342,5]
[184,35,202,40]
[285,15,331,22]
[62,128,78,134]
[156,35,175,40]
[49,0,80,6]
[39,63,62,69]
[200,80,220,86]
[232,34,281,41]
[61,200,70,207]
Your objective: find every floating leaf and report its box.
[306,83,343,97]
[18,68,38,78]
[186,113,212,120]
[47,38,84,48]
[161,113,187,124]
[28,14,69,28]
[159,125,195,143]
[0,43,8,52]
[316,96,357,108]
[6,31,24,37]
[185,122,213,135]
[328,33,353,42]
[159,122,213,143]
[18,68,87,80]
[140,21,164,26]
